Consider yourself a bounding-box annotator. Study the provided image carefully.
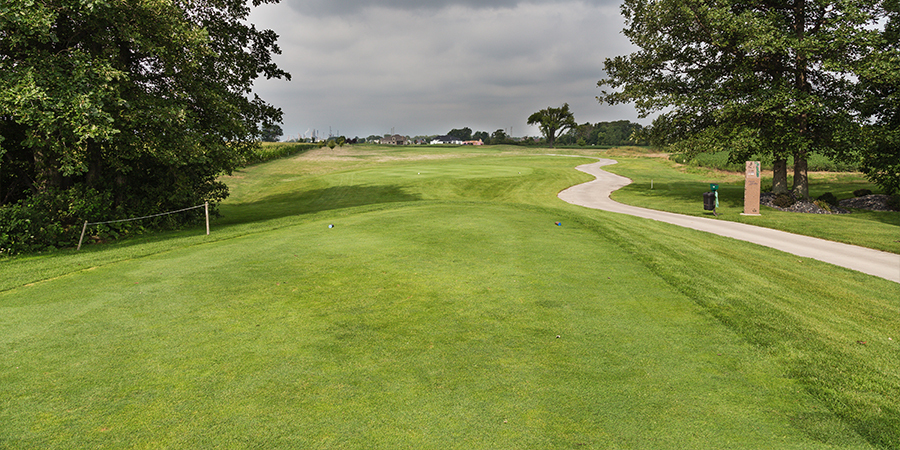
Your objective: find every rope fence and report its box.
[77,202,209,250]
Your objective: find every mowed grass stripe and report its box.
[0,203,871,449]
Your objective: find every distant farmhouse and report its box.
[380,134,409,145]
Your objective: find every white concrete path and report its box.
[558,158,900,284]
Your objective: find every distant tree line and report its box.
[445,127,516,145]
[556,121,648,147]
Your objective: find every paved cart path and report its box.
[558,158,900,284]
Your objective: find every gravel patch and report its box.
[760,193,897,214]
[838,194,897,212]
[760,193,850,214]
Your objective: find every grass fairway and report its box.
[1,146,898,448]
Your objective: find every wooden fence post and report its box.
[77,220,88,250]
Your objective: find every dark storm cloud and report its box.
[249,0,645,139]
[283,0,622,16]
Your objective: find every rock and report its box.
[838,194,896,212]
[759,192,897,213]
[760,193,849,214]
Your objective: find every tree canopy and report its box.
[527,103,576,148]
[447,127,473,141]
[0,0,289,253]
[856,0,900,194]
[598,0,884,198]
[261,124,284,142]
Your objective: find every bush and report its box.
[853,188,873,197]
[772,193,795,208]
[813,200,833,212]
[243,142,317,166]
[816,192,838,205]
[669,153,690,164]
[0,186,116,256]
[888,195,900,211]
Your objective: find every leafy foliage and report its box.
[671,151,859,172]
[557,120,648,147]
[816,192,838,206]
[490,129,511,144]
[261,123,284,142]
[246,142,318,166]
[599,0,883,199]
[527,103,577,147]
[447,127,473,141]
[0,0,289,252]
[855,1,900,194]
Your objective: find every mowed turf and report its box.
[1,148,896,448]
[601,155,900,253]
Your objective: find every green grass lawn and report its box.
[1,146,898,448]
[601,154,900,254]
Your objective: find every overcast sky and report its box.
[248,0,646,140]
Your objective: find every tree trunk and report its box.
[115,173,127,207]
[791,0,810,201]
[772,158,789,194]
[33,147,61,193]
[792,154,809,199]
[86,140,102,187]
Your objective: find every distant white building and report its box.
[430,135,463,145]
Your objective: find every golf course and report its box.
[1,145,898,449]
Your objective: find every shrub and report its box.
[853,188,873,197]
[243,142,317,166]
[813,200,833,212]
[888,195,900,211]
[816,192,838,205]
[772,193,795,208]
[669,153,690,164]
[0,186,116,256]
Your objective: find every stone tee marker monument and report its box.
[743,161,761,216]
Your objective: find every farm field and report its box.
[1,145,897,449]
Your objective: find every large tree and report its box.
[856,0,900,194]
[447,127,473,141]
[527,103,577,148]
[1,0,288,250]
[261,124,284,143]
[598,0,882,198]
